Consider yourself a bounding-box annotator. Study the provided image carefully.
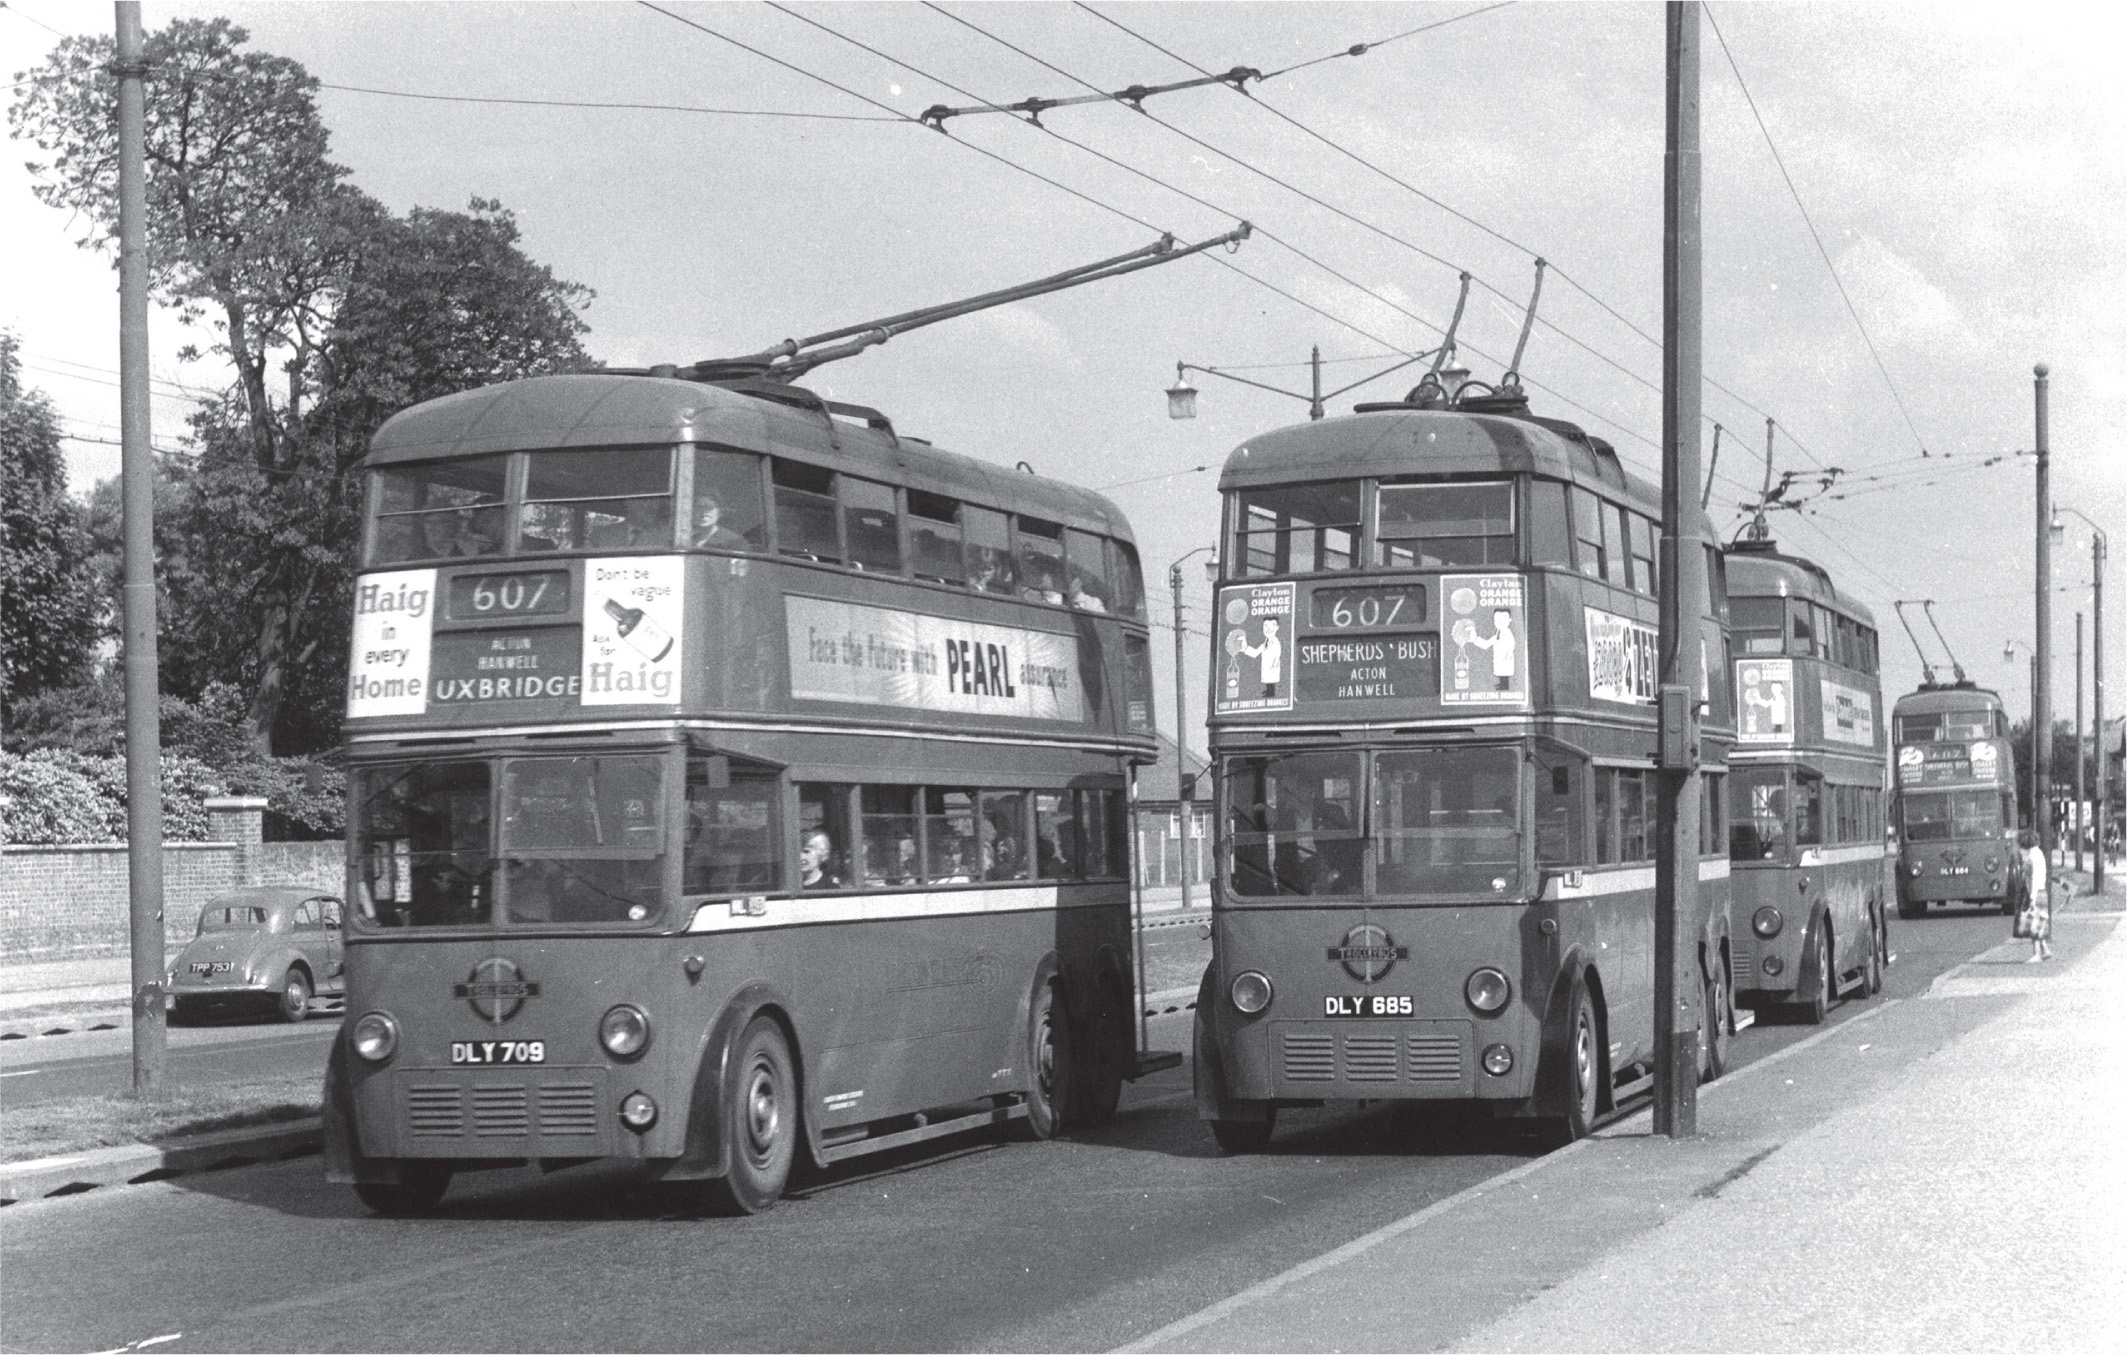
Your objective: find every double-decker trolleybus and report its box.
[1723,533,1891,1022]
[1191,384,1736,1151]
[323,372,1163,1214]
[1888,682,2020,918]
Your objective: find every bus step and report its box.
[816,1102,1029,1164]
[1732,1008,1756,1033]
[1129,1050,1184,1080]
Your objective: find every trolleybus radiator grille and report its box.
[406,1085,464,1137]
[1344,1036,1399,1081]
[473,1084,530,1137]
[1406,1034,1461,1081]
[537,1083,599,1136]
[1281,1033,1337,1081]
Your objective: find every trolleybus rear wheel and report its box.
[1699,963,1731,1082]
[705,1016,797,1215]
[1066,972,1125,1130]
[1013,980,1073,1141]
[1208,1114,1275,1154]
[1863,914,1885,996]
[1799,926,1832,1025]
[353,1163,452,1216]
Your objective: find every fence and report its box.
[0,798,344,964]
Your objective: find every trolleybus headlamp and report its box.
[1984,854,2001,873]
[1464,968,1512,1014]
[351,1011,400,1064]
[598,1004,652,1060]
[1230,971,1273,1015]
[619,1092,658,1131]
[1752,906,1784,939]
[1481,1043,1514,1076]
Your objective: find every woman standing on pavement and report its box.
[2018,829,2054,962]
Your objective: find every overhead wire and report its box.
[317,80,903,122]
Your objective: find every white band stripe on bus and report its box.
[684,885,1091,934]
[1541,859,1730,900]
[1798,844,1897,867]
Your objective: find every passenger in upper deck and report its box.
[594,497,673,550]
[423,508,499,559]
[691,493,749,551]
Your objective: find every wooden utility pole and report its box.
[1654,0,1705,1138]
[116,0,166,1093]
[2034,365,2052,854]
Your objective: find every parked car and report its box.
[167,888,346,1024]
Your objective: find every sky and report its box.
[4,1,2122,758]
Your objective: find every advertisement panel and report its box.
[581,556,685,705]
[1736,658,1795,744]
[1819,677,1876,747]
[1440,573,1528,706]
[786,596,1084,722]
[1584,604,1657,706]
[347,569,437,718]
[1215,583,1296,714]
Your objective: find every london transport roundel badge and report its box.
[453,958,540,1022]
[1327,924,1410,983]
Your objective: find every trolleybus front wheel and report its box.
[704,1016,797,1215]
[1542,982,1602,1148]
[1798,925,1833,1025]
[353,1163,452,1216]
[1863,913,1885,996]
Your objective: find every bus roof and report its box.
[365,374,1136,541]
[1725,541,1875,625]
[1893,684,2005,715]
[1217,406,1645,502]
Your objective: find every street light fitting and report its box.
[1165,363,1199,420]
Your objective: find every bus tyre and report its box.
[1014,980,1073,1142]
[1699,963,1730,1083]
[276,967,312,1024]
[1209,1114,1275,1154]
[1799,925,1832,1025]
[1066,973,1125,1130]
[705,1016,797,1216]
[1544,982,1601,1148]
[352,1163,452,1216]
[1862,914,1885,996]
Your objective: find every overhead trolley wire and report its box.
[316,80,905,122]
[1702,4,1933,460]
[1253,3,1519,81]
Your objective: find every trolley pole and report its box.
[1654,0,1704,1138]
[2033,364,2053,856]
[116,0,167,1094]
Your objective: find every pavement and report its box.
[1128,865,2127,1353]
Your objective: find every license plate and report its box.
[189,961,232,976]
[1324,994,1415,1018]
[450,1040,546,1064]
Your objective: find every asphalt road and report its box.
[0,1015,343,1107]
[0,905,2019,1354]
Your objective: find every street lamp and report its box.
[2006,638,2039,833]
[1164,346,1440,422]
[2053,506,2109,890]
[1170,546,1220,909]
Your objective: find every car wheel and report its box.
[353,1164,452,1216]
[703,1016,798,1216]
[276,968,312,1024]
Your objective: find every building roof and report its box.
[1136,730,1210,803]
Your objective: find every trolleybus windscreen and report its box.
[353,761,494,927]
[1729,766,1787,860]
[1371,746,1521,896]
[499,756,668,924]
[1900,790,2000,843]
[1224,752,1364,897]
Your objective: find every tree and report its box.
[11,21,591,752]
[0,333,101,711]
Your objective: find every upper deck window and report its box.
[842,477,903,574]
[965,506,1016,595]
[1016,516,1067,604]
[371,458,508,564]
[1064,529,1112,612]
[1231,483,1360,578]
[521,448,674,553]
[1375,481,1514,569]
[1569,487,1607,582]
[907,490,967,585]
[1732,596,1786,654]
[1897,710,1994,742]
[1627,513,1658,595]
[1527,480,1573,569]
[1108,540,1146,619]
[690,448,767,551]
[773,458,840,563]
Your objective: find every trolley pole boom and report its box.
[1655,0,1704,1138]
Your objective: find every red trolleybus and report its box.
[1724,537,1892,1022]
[1889,684,2020,918]
[1191,389,1735,1151]
[324,373,1161,1214]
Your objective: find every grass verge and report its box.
[1,1071,320,1164]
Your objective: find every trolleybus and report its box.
[1191,387,1735,1151]
[1724,536,1891,1021]
[1889,683,2021,917]
[324,372,1162,1214]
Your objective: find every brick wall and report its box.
[0,798,345,962]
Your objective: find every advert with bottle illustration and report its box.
[581,556,684,705]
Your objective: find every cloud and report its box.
[1834,235,1980,356]
[963,304,1085,377]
